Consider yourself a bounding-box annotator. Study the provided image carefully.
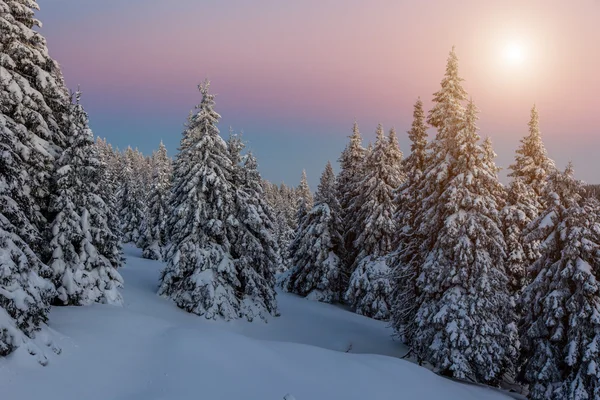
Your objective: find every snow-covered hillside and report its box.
[1,245,514,400]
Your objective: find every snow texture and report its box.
[0,245,517,400]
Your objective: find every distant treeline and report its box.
[585,184,600,201]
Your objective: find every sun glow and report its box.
[503,41,526,66]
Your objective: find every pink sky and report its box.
[39,0,600,185]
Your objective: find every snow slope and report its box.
[1,245,514,400]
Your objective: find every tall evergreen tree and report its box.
[408,51,518,384]
[391,98,429,343]
[159,81,238,319]
[427,47,468,132]
[315,161,340,219]
[262,180,296,272]
[508,105,556,210]
[159,81,276,321]
[295,170,313,225]
[502,178,539,294]
[346,126,404,318]
[140,141,172,260]
[47,92,123,306]
[0,0,74,359]
[119,147,146,243]
[387,127,405,175]
[415,99,517,384]
[520,165,600,399]
[0,0,71,243]
[231,151,280,319]
[337,122,367,273]
[0,113,55,358]
[352,124,403,263]
[95,137,124,255]
[286,163,343,303]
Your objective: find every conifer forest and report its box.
[2,2,599,399]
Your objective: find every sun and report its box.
[503,41,526,66]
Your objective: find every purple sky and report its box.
[38,0,600,187]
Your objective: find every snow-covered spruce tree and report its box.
[0,0,79,359]
[230,149,280,319]
[411,49,518,383]
[502,178,539,295]
[390,98,430,343]
[345,126,404,319]
[295,170,313,225]
[159,81,276,321]
[481,137,502,176]
[352,124,403,262]
[0,0,71,247]
[282,183,299,230]
[520,164,600,399]
[285,163,343,303]
[337,121,367,272]
[262,180,295,272]
[159,82,238,319]
[274,184,297,272]
[140,141,172,260]
[315,161,341,221]
[133,148,151,242]
[119,146,146,243]
[46,92,123,306]
[95,137,124,257]
[346,255,394,320]
[508,105,556,211]
[0,112,55,358]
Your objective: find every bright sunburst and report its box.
[503,41,526,66]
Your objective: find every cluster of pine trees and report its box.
[94,139,173,261]
[96,83,286,322]
[282,48,600,398]
[0,1,123,361]
[150,81,281,321]
[3,3,600,397]
[262,176,303,271]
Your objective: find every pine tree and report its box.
[262,180,294,272]
[95,137,124,259]
[352,124,402,263]
[390,98,429,343]
[346,255,394,320]
[427,47,468,132]
[337,122,368,272]
[410,52,517,383]
[508,105,556,211]
[140,141,172,260]
[502,178,539,294]
[133,148,151,243]
[286,164,343,303]
[387,127,405,176]
[0,0,77,359]
[406,49,471,350]
[315,161,340,219]
[231,151,280,319]
[159,81,276,321]
[119,147,146,243]
[345,126,404,318]
[295,170,313,225]
[273,182,297,271]
[0,0,71,245]
[520,165,600,399]
[47,92,123,306]
[0,113,55,358]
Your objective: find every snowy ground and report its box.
[1,245,515,400]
